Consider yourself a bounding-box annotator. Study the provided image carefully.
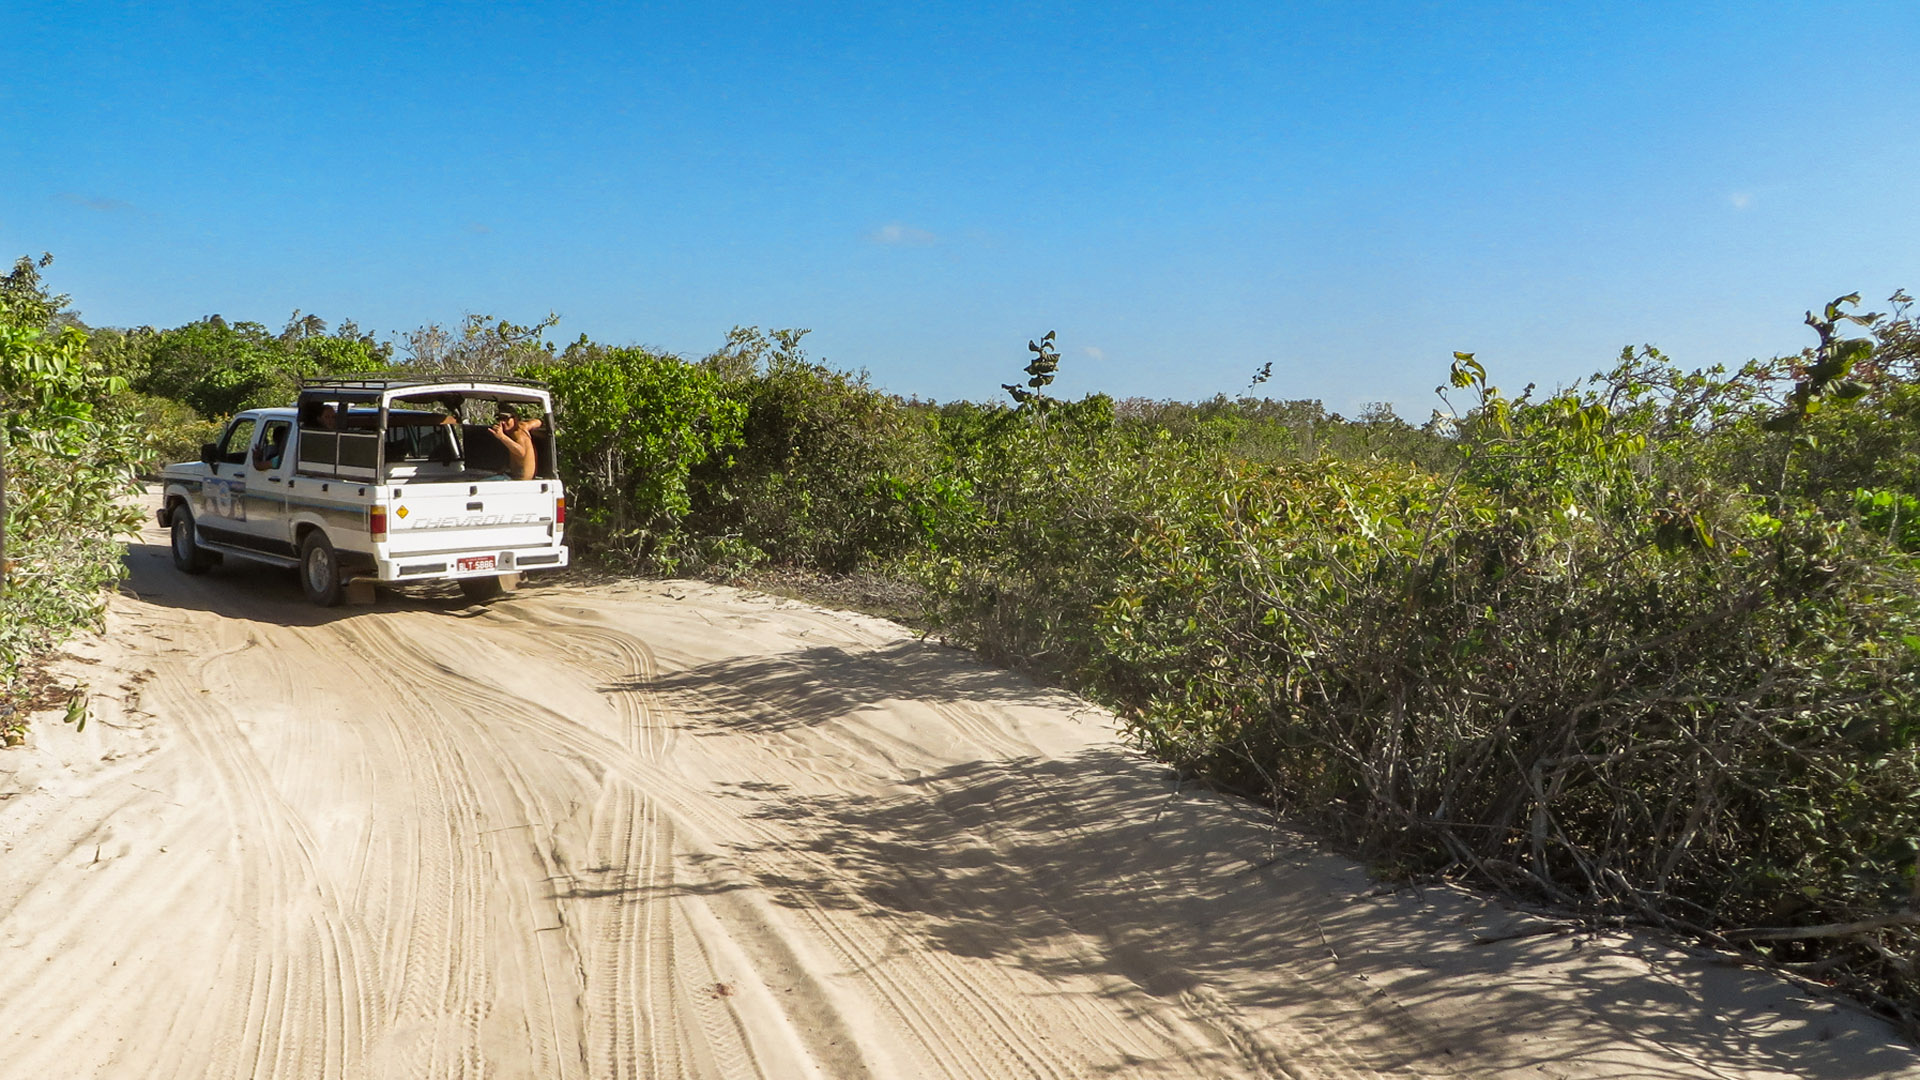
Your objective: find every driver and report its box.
[251,424,288,471]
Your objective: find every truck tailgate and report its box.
[383,480,560,555]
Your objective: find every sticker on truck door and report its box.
[206,477,247,520]
[206,416,256,521]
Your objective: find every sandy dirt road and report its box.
[2,502,1918,1080]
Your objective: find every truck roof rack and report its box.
[300,374,552,392]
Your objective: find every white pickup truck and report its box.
[156,376,569,605]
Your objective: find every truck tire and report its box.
[170,505,214,574]
[300,531,345,607]
[458,575,505,602]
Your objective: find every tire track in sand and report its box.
[149,623,381,1080]
[321,612,580,1080]
[474,602,684,766]
[8,498,1895,1080]
[565,604,1457,1080]
[350,612,776,1080]
[383,604,1101,1080]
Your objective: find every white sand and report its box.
[1,493,1915,1079]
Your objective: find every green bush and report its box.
[35,276,1920,1026]
[905,312,1920,1026]
[521,343,744,568]
[111,392,221,475]
[0,257,145,734]
[1115,394,1455,469]
[133,313,390,418]
[686,327,943,573]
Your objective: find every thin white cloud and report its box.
[466,222,493,234]
[1728,191,1754,210]
[60,192,136,213]
[870,223,936,246]
[1083,346,1105,361]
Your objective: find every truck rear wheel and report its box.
[170,505,214,574]
[300,531,344,607]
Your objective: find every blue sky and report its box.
[4,1,1917,416]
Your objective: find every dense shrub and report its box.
[915,393,1185,673]
[1115,394,1456,469]
[110,392,221,475]
[401,312,559,374]
[685,327,944,572]
[0,257,145,738]
[131,313,389,418]
[521,343,744,568]
[55,276,1920,1026]
[909,310,1920,1027]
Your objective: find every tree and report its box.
[0,253,67,329]
[400,312,558,374]
[0,256,84,592]
[0,257,135,597]
[521,345,744,556]
[1003,330,1060,406]
[135,311,392,417]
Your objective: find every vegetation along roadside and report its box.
[7,251,1918,1034]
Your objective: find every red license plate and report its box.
[458,555,496,572]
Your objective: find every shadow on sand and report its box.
[641,640,1071,735]
[120,541,538,626]
[121,527,1919,1076]
[698,746,1916,1076]
[592,633,1918,1077]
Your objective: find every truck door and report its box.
[242,419,295,556]
[198,416,258,548]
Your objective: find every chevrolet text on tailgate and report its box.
[157,375,569,606]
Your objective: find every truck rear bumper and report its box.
[371,545,569,582]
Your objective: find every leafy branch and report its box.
[1004,330,1060,407]
[1766,293,1880,431]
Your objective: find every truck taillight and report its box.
[555,496,566,525]
[370,506,387,541]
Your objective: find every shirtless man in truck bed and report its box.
[486,411,544,482]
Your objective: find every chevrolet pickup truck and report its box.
[156,375,569,606]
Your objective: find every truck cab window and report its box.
[253,421,291,471]
[219,419,258,466]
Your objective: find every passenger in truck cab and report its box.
[486,409,544,481]
[251,424,288,471]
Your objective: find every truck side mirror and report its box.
[200,442,219,465]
